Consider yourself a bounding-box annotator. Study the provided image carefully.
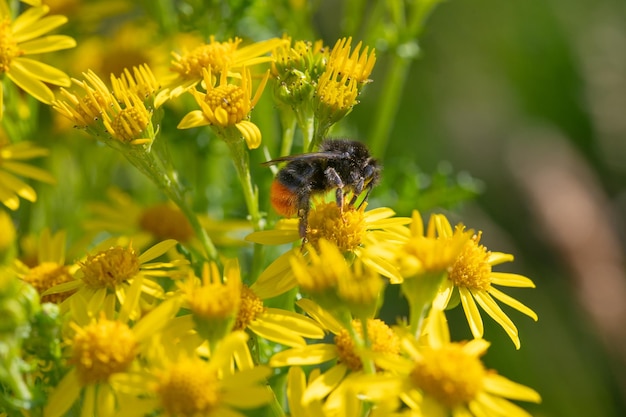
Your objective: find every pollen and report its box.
[234,284,266,330]
[306,201,366,253]
[334,319,400,372]
[204,84,247,126]
[71,317,138,384]
[22,262,75,304]
[409,343,486,408]
[448,232,492,291]
[139,203,195,242]
[0,19,22,73]
[156,357,221,417]
[172,37,240,78]
[79,246,140,289]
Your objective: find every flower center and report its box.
[172,39,240,78]
[0,19,22,73]
[316,69,358,111]
[75,90,109,127]
[234,284,265,330]
[334,319,400,372]
[448,233,492,291]
[80,246,140,289]
[306,201,366,253]
[204,84,247,126]
[187,276,240,321]
[139,204,194,242]
[156,358,221,417]
[22,262,75,303]
[410,343,486,408]
[110,103,150,142]
[71,318,137,384]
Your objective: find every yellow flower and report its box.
[43,238,187,321]
[44,299,181,417]
[106,332,273,417]
[54,66,158,145]
[178,259,325,348]
[177,67,269,149]
[271,300,400,406]
[0,1,75,117]
[248,200,410,299]
[83,187,251,250]
[0,140,55,210]
[373,310,541,417]
[433,220,538,349]
[14,228,78,304]
[158,35,285,103]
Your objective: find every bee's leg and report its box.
[297,192,311,238]
[325,167,344,210]
[349,177,365,206]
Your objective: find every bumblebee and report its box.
[263,138,381,237]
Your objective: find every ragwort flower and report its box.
[158,35,284,103]
[43,239,187,321]
[432,218,538,349]
[373,310,541,417]
[44,299,181,417]
[15,228,78,304]
[0,1,75,117]
[177,67,269,149]
[248,200,409,299]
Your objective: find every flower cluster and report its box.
[0,2,542,417]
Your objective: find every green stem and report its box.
[402,271,447,337]
[279,108,297,157]
[121,145,219,262]
[368,52,412,158]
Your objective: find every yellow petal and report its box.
[2,141,49,159]
[263,308,325,338]
[11,5,49,36]
[13,14,68,43]
[43,369,81,417]
[236,120,262,149]
[0,184,20,210]
[472,289,520,349]
[20,35,76,54]
[483,373,541,402]
[459,286,484,339]
[0,170,36,202]
[270,344,337,367]
[2,161,55,183]
[489,287,538,321]
[490,272,536,288]
[138,239,178,263]
[177,110,209,129]
[303,364,348,404]
[7,60,55,103]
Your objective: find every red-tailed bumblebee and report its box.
[263,138,381,237]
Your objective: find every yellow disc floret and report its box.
[448,232,492,291]
[334,319,400,372]
[80,246,140,289]
[306,201,366,252]
[156,357,221,417]
[0,19,22,73]
[410,343,486,408]
[71,317,138,384]
[22,262,74,303]
[234,284,265,330]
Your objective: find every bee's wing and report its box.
[261,151,345,166]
